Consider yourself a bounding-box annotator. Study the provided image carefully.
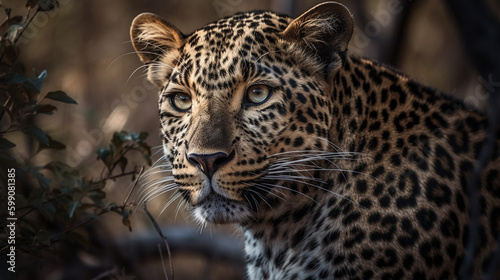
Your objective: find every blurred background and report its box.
[2,0,499,279]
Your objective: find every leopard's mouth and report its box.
[188,172,271,224]
[192,190,252,224]
[175,153,273,224]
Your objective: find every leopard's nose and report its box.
[187,151,234,178]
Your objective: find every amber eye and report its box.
[246,85,272,105]
[169,93,192,112]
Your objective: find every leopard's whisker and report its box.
[137,184,177,207]
[251,184,286,201]
[255,182,319,204]
[245,186,277,210]
[174,198,189,222]
[158,192,182,218]
[106,50,152,71]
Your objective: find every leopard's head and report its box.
[131,2,353,224]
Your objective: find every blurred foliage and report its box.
[0,0,150,273]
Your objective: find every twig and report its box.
[158,244,169,280]
[143,202,174,280]
[93,169,138,185]
[50,205,116,242]
[13,7,38,45]
[123,164,145,205]
[16,192,66,219]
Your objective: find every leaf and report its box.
[37,135,66,153]
[0,15,23,36]
[138,131,149,141]
[44,161,79,188]
[122,216,132,232]
[88,190,106,207]
[27,167,51,189]
[68,201,81,218]
[34,230,52,246]
[2,41,20,65]
[81,179,105,194]
[66,231,89,250]
[22,125,49,145]
[37,0,59,11]
[96,147,114,170]
[25,0,39,8]
[111,132,125,147]
[0,73,40,94]
[7,24,25,42]
[36,202,56,222]
[46,136,66,150]
[0,137,16,149]
[23,103,57,115]
[29,70,47,93]
[36,104,57,115]
[45,91,77,104]
[96,147,110,162]
[119,157,128,173]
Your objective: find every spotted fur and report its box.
[131,2,500,279]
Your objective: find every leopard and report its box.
[130,2,500,279]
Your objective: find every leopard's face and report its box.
[131,7,352,224]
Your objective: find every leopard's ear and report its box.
[130,13,184,87]
[281,2,353,73]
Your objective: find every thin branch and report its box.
[123,164,145,205]
[158,244,170,280]
[144,202,174,280]
[50,205,125,242]
[93,169,138,185]
[13,8,38,45]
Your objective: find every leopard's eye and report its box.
[169,93,192,112]
[246,85,272,105]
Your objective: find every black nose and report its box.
[187,151,234,178]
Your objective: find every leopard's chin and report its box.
[192,193,252,224]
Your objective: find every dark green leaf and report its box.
[15,193,28,208]
[27,167,51,189]
[21,125,49,145]
[81,178,105,192]
[45,91,77,104]
[36,202,56,222]
[88,190,106,207]
[29,70,47,93]
[38,0,59,11]
[122,216,132,232]
[68,201,81,218]
[96,148,110,162]
[97,147,114,170]
[35,230,51,246]
[0,137,16,149]
[111,132,125,147]
[44,161,79,188]
[138,132,149,141]
[0,73,40,93]
[35,104,57,115]
[45,136,66,150]
[25,0,39,8]
[36,135,66,153]
[119,157,128,173]
[3,41,20,65]
[66,231,89,250]
[7,24,24,42]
